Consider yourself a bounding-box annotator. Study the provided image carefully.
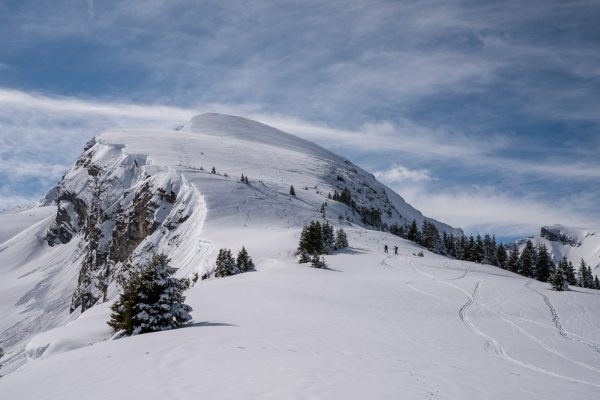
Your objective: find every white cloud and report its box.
[373,164,433,183]
[398,184,600,236]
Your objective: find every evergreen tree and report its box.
[321,222,335,254]
[298,250,311,264]
[244,176,249,184]
[507,246,520,273]
[108,254,192,335]
[236,246,255,272]
[297,220,323,256]
[535,243,553,282]
[564,259,577,286]
[214,248,239,277]
[495,243,507,269]
[211,166,216,174]
[577,259,591,287]
[473,235,484,263]
[335,228,349,249]
[289,185,296,196]
[407,219,419,242]
[595,275,600,290]
[310,253,327,269]
[519,240,536,277]
[108,271,142,335]
[550,262,568,291]
[240,174,245,182]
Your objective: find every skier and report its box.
[394,246,398,255]
[384,244,388,253]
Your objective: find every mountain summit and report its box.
[1,115,598,400]
[0,113,459,371]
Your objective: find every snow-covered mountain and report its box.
[517,224,600,272]
[1,114,599,399]
[0,113,460,371]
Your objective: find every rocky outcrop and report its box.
[540,226,580,247]
[45,141,194,313]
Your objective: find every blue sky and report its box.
[1,0,599,239]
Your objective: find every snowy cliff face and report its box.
[0,113,460,372]
[42,138,201,313]
[518,224,600,271]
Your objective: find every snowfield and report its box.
[1,114,599,399]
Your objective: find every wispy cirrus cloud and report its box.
[1,0,599,236]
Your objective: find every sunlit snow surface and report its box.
[0,114,599,399]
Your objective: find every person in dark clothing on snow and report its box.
[384,244,388,253]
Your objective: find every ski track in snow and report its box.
[398,258,600,388]
[525,282,600,354]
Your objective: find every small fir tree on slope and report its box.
[550,262,568,291]
[236,246,255,272]
[108,254,192,335]
[214,248,239,277]
[335,228,349,250]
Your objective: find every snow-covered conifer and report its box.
[236,246,255,272]
[214,248,239,277]
[108,254,192,335]
[322,222,335,254]
[550,262,568,291]
[335,228,349,249]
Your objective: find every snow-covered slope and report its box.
[0,113,460,373]
[518,225,600,272]
[2,229,600,399]
[1,114,599,399]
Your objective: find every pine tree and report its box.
[519,240,536,277]
[244,176,249,184]
[550,262,568,291]
[473,235,484,263]
[564,259,577,285]
[108,272,142,335]
[407,219,419,242]
[594,275,600,290]
[108,254,192,335]
[495,243,507,269]
[214,248,239,277]
[240,174,245,182]
[236,246,255,272]
[298,250,311,263]
[321,222,335,254]
[578,259,590,287]
[587,266,594,288]
[335,228,349,249]
[289,185,296,196]
[535,243,553,282]
[310,253,327,269]
[211,166,216,174]
[507,246,520,273]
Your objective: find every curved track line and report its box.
[407,260,600,387]
[526,282,600,354]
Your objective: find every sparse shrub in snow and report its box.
[310,254,327,269]
[236,246,255,272]
[550,262,568,291]
[214,248,239,277]
[108,254,192,335]
[298,250,311,264]
[334,228,349,250]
